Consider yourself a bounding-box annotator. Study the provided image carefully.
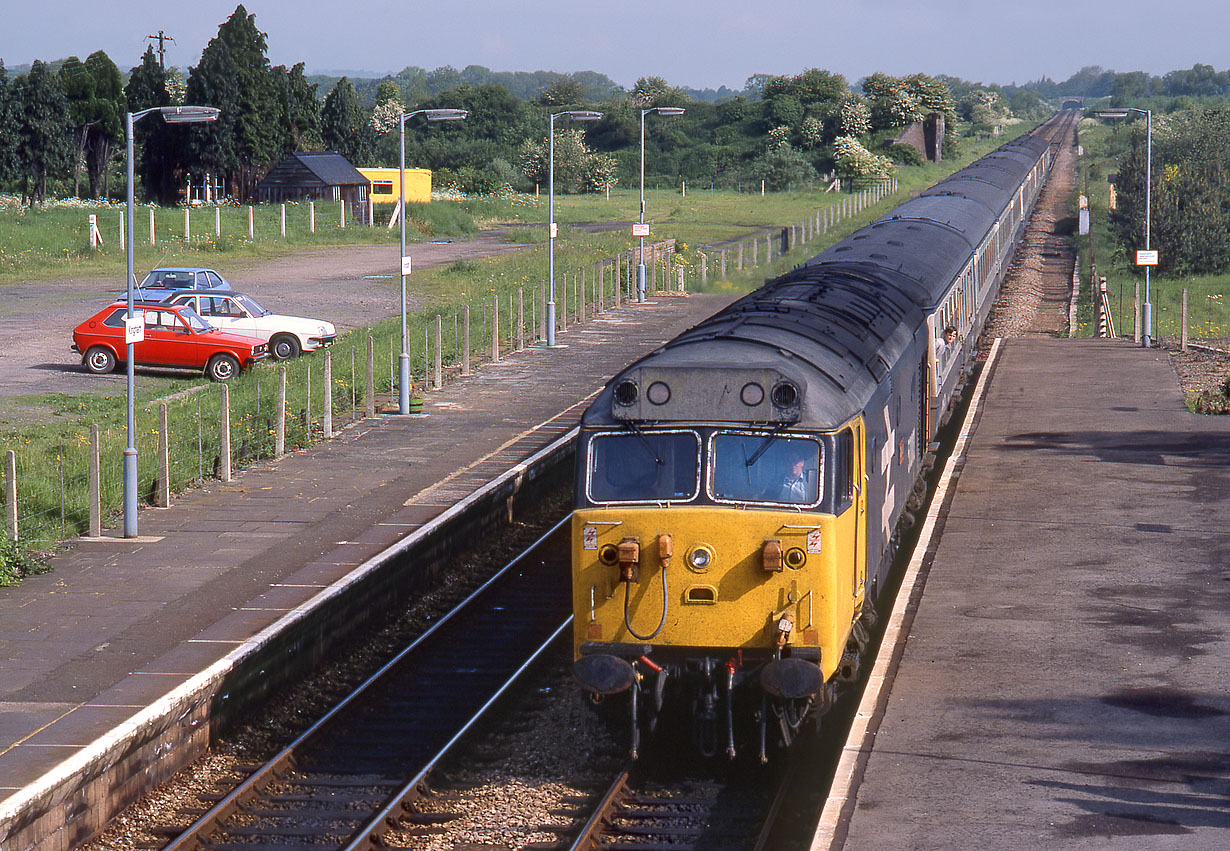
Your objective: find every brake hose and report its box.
[623,565,669,640]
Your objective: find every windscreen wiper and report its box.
[623,421,663,465]
[746,423,789,467]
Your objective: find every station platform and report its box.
[0,292,734,851]
[819,337,1230,849]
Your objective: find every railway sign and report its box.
[401,256,412,275]
[1136,250,1159,266]
[632,223,650,237]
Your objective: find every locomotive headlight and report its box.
[686,544,714,573]
[784,547,807,570]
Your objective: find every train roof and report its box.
[581,129,1052,433]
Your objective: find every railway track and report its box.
[567,758,791,851]
[159,519,573,850]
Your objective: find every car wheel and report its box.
[271,334,301,360]
[206,354,241,382]
[84,346,117,374]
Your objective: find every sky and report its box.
[1,0,1223,90]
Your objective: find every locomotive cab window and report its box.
[710,432,822,507]
[833,429,855,514]
[587,430,699,504]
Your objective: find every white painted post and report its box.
[149,208,156,245]
[463,304,471,375]
[309,201,315,233]
[89,424,100,537]
[119,211,125,250]
[276,366,286,456]
[215,205,221,237]
[517,289,525,351]
[248,206,254,239]
[339,200,346,229]
[158,404,170,508]
[4,449,15,540]
[280,204,286,237]
[560,275,568,332]
[323,350,333,438]
[184,208,190,242]
[492,294,499,362]
[365,336,374,418]
[434,316,443,388]
[220,384,232,483]
[579,269,586,324]
[1181,288,1189,352]
[88,214,98,248]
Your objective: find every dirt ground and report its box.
[0,231,530,419]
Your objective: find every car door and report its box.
[196,295,259,339]
[135,308,194,367]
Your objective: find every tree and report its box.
[0,62,23,185]
[518,127,613,192]
[833,135,895,179]
[1113,107,1230,275]
[191,4,283,199]
[59,51,125,198]
[126,46,180,204]
[321,77,372,163]
[185,37,240,196]
[276,62,322,153]
[14,60,74,205]
[537,77,584,107]
[630,76,687,108]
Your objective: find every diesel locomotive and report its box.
[571,116,1065,760]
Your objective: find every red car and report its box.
[72,301,268,381]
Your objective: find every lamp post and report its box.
[638,106,685,303]
[1096,107,1152,347]
[547,110,603,346]
[123,105,219,538]
[398,108,468,414]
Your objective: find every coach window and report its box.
[588,430,699,504]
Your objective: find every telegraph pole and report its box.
[145,31,175,68]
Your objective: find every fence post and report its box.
[248,206,254,239]
[215,205,221,237]
[492,294,500,362]
[119,210,125,250]
[434,316,443,389]
[220,384,232,483]
[149,208,156,245]
[578,269,586,324]
[1181,288,1189,352]
[463,304,471,375]
[738,243,744,270]
[280,204,286,237]
[323,350,333,438]
[365,336,375,417]
[6,449,17,540]
[184,208,190,242]
[276,366,287,456]
[517,289,525,351]
[158,404,170,508]
[701,252,708,286]
[309,201,315,233]
[1133,282,1141,344]
[339,200,346,229]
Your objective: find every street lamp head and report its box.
[561,110,603,121]
[421,109,468,122]
[648,107,686,117]
[158,105,221,124]
[1095,111,1129,119]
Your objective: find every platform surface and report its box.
[0,293,731,809]
[838,337,1230,849]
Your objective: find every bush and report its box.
[883,142,924,166]
[0,536,46,586]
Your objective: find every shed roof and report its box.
[260,152,368,188]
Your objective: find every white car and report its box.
[161,291,337,360]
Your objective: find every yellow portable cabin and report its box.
[357,167,432,204]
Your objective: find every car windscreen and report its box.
[176,305,214,332]
[710,432,822,506]
[588,430,699,503]
[141,270,195,289]
[235,294,268,316]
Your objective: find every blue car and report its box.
[130,267,235,297]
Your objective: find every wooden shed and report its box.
[257,152,371,221]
